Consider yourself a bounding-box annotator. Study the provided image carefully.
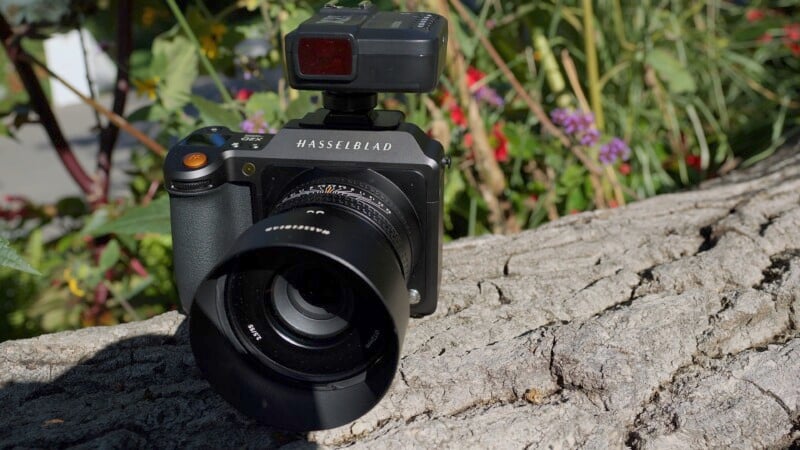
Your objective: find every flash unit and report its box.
[297,37,354,77]
[285,2,447,93]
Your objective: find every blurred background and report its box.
[0,0,797,341]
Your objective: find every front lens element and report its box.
[271,265,354,339]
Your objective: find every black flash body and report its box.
[285,3,447,93]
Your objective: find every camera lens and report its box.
[189,170,422,431]
[271,265,354,339]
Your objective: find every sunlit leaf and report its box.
[91,196,171,236]
[646,49,697,94]
[152,35,198,110]
[0,236,39,275]
[191,94,242,130]
[98,240,121,273]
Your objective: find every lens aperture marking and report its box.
[266,225,331,235]
[281,184,393,216]
[273,175,418,275]
[248,324,264,341]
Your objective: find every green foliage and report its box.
[0,236,39,274]
[90,196,171,236]
[0,0,798,340]
[0,0,72,26]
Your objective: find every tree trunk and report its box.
[2,142,799,448]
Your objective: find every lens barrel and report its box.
[189,170,419,430]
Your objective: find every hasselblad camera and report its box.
[164,2,448,431]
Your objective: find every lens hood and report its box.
[189,206,409,430]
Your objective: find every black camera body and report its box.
[165,2,447,432]
[166,119,445,317]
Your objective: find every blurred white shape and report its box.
[43,29,116,107]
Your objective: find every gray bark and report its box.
[2,141,799,449]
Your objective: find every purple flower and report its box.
[599,137,631,165]
[580,128,601,147]
[551,109,601,147]
[551,108,570,126]
[240,111,276,134]
[474,85,505,108]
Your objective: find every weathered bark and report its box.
[2,142,799,449]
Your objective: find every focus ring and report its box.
[274,180,413,274]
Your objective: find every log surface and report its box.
[2,143,799,449]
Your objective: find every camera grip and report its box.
[170,184,253,313]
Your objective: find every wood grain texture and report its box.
[2,141,799,449]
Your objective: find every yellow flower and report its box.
[133,76,160,100]
[210,23,227,41]
[62,268,86,298]
[198,23,227,60]
[240,0,260,11]
[200,35,219,59]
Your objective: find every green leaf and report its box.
[565,188,588,213]
[80,209,111,236]
[152,35,199,110]
[98,240,121,272]
[91,196,171,236]
[24,228,43,271]
[284,91,317,122]
[0,236,40,275]
[280,8,313,37]
[127,104,169,123]
[444,168,466,206]
[55,196,89,218]
[646,49,696,94]
[107,276,154,303]
[0,0,71,26]
[560,164,586,188]
[191,95,242,130]
[245,92,281,126]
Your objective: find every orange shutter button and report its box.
[183,152,208,169]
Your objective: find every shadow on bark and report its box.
[0,320,317,449]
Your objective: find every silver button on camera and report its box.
[409,289,421,305]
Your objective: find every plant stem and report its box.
[165,0,234,104]
[0,15,96,198]
[449,0,568,145]
[582,0,604,130]
[24,54,166,157]
[98,0,133,201]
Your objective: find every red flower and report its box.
[745,9,765,22]
[235,89,253,102]
[608,200,619,209]
[466,67,485,87]
[785,23,800,42]
[450,104,467,127]
[619,163,631,176]
[788,42,800,56]
[685,154,702,170]
[492,123,509,162]
[757,32,773,45]
[464,132,474,148]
